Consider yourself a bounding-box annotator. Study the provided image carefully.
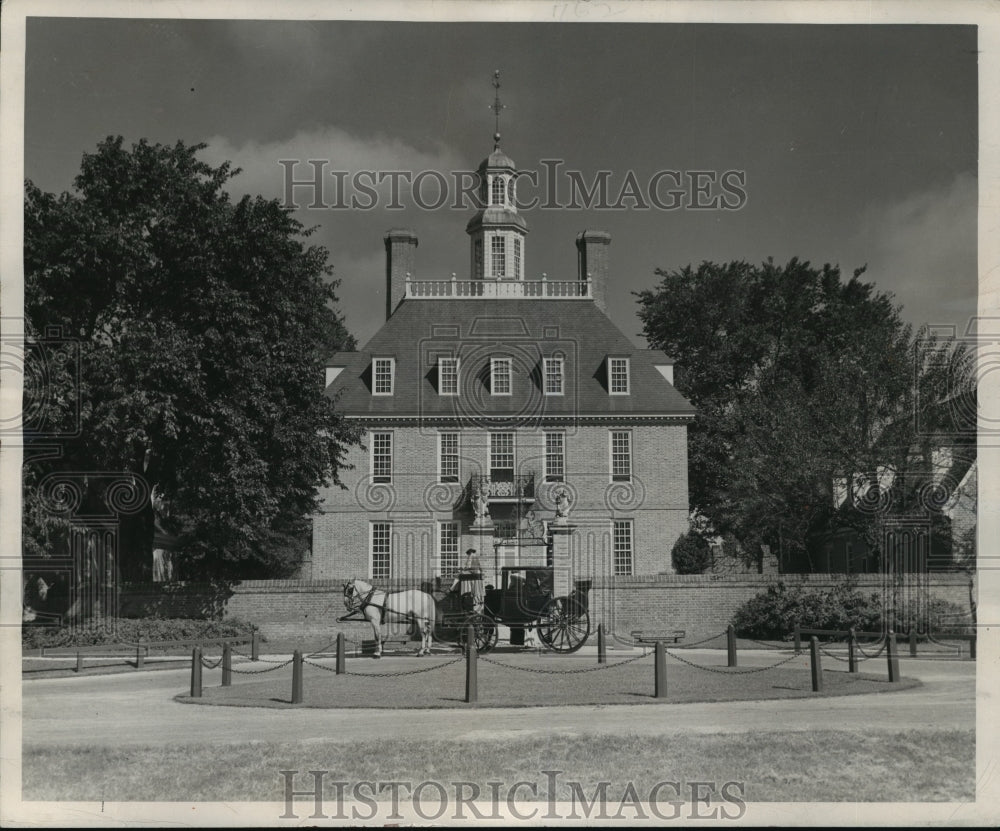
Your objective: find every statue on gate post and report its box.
[553,487,572,526]
[472,478,491,527]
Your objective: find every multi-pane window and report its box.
[439,357,459,395]
[609,357,630,394]
[371,522,391,580]
[545,432,565,482]
[490,432,515,479]
[491,176,505,206]
[491,357,512,395]
[513,237,522,279]
[610,430,632,482]
[491,236,506,278]
[371,432,392,483]
[474,239,483,279]
[612,520,634,576]
[439,521,460,575]
[544,357,564,395]
[373,358,394,395]
[439,432,459,483]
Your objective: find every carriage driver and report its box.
[451,548,485,611]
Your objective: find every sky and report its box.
[24,18,978,348]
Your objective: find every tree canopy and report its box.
[636,258,973,572]
[24,136,358,582]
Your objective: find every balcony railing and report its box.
[469,474,535,500]
[405,276,592,299]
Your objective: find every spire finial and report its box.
[490,69,505,150]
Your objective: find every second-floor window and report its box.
[544,357,564,395]
[613,520,634,576]
[371,432,392,483]
[371,522,391,580]
[439,357,459,395]
[545,432,565,482]
[491,357,512,395]
[439,432,459,483]
[490,432,515,481]
[609,357,630,394]
[373,358,394,395]
[610,430,632,482]
[439,521,460,575]
[491,236,506,278]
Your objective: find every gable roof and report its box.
[325,299,694,419]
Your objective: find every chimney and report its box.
[384,228,418,319]
[576,230,611,313]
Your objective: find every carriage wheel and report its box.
[536,597,590,653]
[457,613,497,653]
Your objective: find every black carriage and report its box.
[431,566,592,654]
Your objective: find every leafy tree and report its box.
[636,258,973,578]
[24,136,358,593]
[670,531,712,574]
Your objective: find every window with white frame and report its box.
[439,432,459,483]
[490,432,515,481]
[439,357,459,395]
[544,357,564,395]
[371,522,391,580]
[513,237,522,279]
[610,430,632,482]
[612,520,633,576]
[439,521,460,575]
[491,235,506,278]
[491,176,505,206]
[608,357,630,394]
[491,357,512,395]
[373,358,394,395]
[371,432,392,483]
[545,432,565,482]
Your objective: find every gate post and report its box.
[793,621,801,655]
[190,647,202,698]
[727,624,737,667]
[291,649,304,704]
[809,636,823,692]
[654,641,667,699]
[909,627,918,658]
[847,627,857,674]
[336,632,346,675]
[886,631,901,682]
[222,642,232,687]
[597,623,606,664]
[251,628,260,661]
[465,625,478,704]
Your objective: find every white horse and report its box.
[343,578,436,658]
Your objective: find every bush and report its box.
[731,580,883,640]
[671,531,712,574]
[21,617,256,650]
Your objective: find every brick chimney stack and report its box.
[576,230,611,314]
[384,228,418,320]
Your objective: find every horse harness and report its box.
[348,584,416,625]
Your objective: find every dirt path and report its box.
[20,651,974,748]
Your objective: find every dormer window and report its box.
[608,357,630,395]
[491,175,505,206]
[373,358,394,395]
[491,357,512,395]
[439,357,459,396]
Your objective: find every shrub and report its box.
[21,617,256,650]
[731,580,883,639]
[671,531,712,574]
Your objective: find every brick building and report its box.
[314,136,694,584]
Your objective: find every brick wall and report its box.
[120,572,973,642]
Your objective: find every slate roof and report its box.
[325,299,694,419]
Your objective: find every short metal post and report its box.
[291,649,303,704]
[336,632,346,675]
[597,623,606,664]
[136,638,144,670]
[970,633,977,661]
[793,621,801,655]
[809,636,823,692]
[654,641,667,699]
[727,624,737,667]
[847,627,857,674]
[222,642,232,687]
[251,628,260,661]
[909,627,918,658]
[75,650,83,673]
[190,647,202,698]
[465,625,478,704]
[886,631,901,682]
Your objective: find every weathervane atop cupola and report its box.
[491,69,505,150]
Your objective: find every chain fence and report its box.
[331,655,465,678]
[229,658,294,675]
[199,655,223,670]
[667,631,728,649]
[478,651,650,675]
[664,648,801,674]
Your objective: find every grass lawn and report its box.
[23,729,974,803]
[182,652,919,709]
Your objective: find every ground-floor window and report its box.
[370,522,391,580]
[613,519,634,576]
[439,521,460,575]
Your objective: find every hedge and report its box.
[21,617,257,649]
